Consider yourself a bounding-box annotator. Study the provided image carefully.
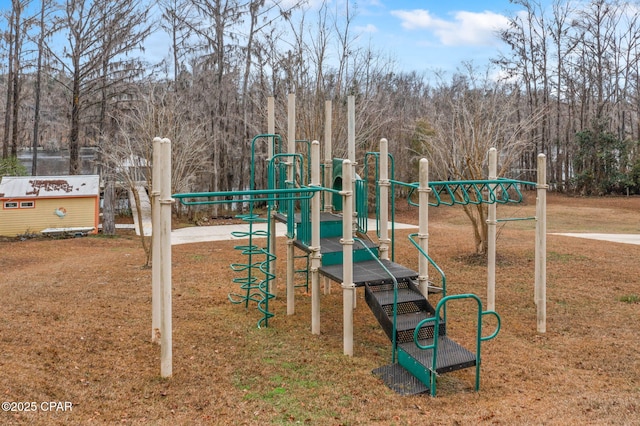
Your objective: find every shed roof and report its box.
[0,175,100,199]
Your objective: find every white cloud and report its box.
[356,24,378,34]
[391,9,510,47]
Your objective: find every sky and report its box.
[141,0,541,77]
[0,0,546,76]
[341,0,531,73]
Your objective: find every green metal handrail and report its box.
[355,179,368,233]
[250,134,282,190]
[407,233,447,300]
[412,293,501,397]
[267,152,311,239]
[353,237,400,364]
[173,187,319,205]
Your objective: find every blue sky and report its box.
[137,0,535,77]
[0,0,541,75]
[343,0,533,73]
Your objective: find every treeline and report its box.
[497,0,640,194]
[1,0,640,196]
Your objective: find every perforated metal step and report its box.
[372,363,429,396]
[399,336,476,375]
[364,279,445,343]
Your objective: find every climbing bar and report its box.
[400,178,536,208]
[496,216,536,222]
[256,247,276,328]
[228,214,268,309]
[226,210,277,328]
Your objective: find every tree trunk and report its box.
[32,0,47,176]
[3,7,15,160]
[69,68,81,175]
[10,1,22,158]
[102,177,116,235]
[131,184,151,268]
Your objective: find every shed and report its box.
[0,175,100,237]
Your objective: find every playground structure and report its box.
[151,95,547,396]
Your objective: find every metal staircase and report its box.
[277,211,499,396]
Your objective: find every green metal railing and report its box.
[268,152,306,221]
[353,237,400,364]
[408,233,447,317]
[250,134,282,191]
[412,293,501,396]
[355,178,368,233]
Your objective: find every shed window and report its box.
[20,201,35,208]
[4,202,18,209]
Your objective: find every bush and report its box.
[0,156,28,177]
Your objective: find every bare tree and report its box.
[423,64,542,254]
[10,0,23,159]
[2,6,16,160]
[54,0,151,175]
[497,0,550,182]
[102,82,210,265]
[497,0,640,194]
[159,0,197,86]
[31,0,56,176]
[4,1,31,160]
[548,0,578,189]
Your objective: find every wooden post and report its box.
[286,93,296,315]
[347,96,357,309]
[267,97,277,298]
[151,138,162,343]
[347,96,355,164]
[487,148,497,311]
[323,100,332,213]
[535,153,547,333]
[323,100,333,295]
[347,96,357,236]
[268,96,275,149]
[159,138,173,377]
[379,138,390,261]
[341,159,355,356]
[311,140,321,334]
[418,158,430,298]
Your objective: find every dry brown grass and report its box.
[1,193,639,425]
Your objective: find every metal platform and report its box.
[319,259,419,287]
